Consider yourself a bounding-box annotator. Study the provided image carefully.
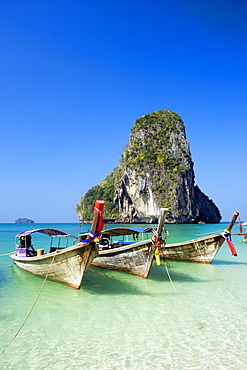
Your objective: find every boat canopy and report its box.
[16,228,70,237]
[101,228,139,237]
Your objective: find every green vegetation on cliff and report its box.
[132,110,183,134]
[120,110,190,174]
[76,171,118,220]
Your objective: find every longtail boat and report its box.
[10,200,104,289]
[160,212,239,263]
[88,208,167,278]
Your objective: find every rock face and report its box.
[76,110,221,223]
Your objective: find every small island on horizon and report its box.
[14,218,35,224]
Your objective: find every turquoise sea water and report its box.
[1,222,247,369]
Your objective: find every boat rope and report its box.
[195,228,223,236]
[231,233,247,236]
[0,252,11,257]
[194,241,215,277]
[195,242,247,310]
[203,265,247,310]
[0,253,56,357]
[195,225,237,236]
[196,222,243,238]
[164,262,206,329]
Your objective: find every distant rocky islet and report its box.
[15,218,35,224]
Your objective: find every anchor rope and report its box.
[164,262,206,329]
[164,254,246,332]
[194,241,247,310]
[195,224,244,237]
[195,229,223,236]
[195,240,214,277]
[0,253,56,356]
[0,252,12,257]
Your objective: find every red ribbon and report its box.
[222,231,237,257]
[94,200,104,233]
[225,239,237,257]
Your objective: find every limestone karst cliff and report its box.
[76,110,221,223]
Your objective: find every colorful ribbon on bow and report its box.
[78,200,104,244]
[78,231,100,244]
[152,235,163,265]
[222,229,237,257]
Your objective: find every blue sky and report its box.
[1,0,246,222]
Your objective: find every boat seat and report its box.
[50,247,64,253]
[100,238,110,246]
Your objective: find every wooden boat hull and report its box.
[160,233,225,263]
[10,242,98,289]
[92,239,156,278]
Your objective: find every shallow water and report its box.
[1,222,247,369]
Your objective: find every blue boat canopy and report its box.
[16,228,70,237]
